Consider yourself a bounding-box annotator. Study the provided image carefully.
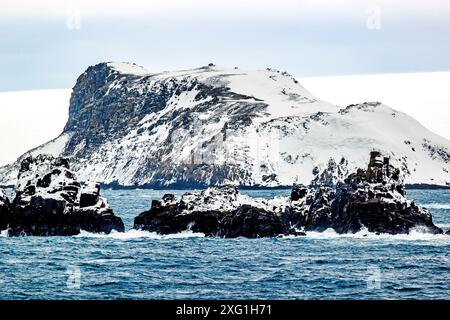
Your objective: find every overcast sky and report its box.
[1,0,450,91]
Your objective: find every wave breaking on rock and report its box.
[133,152,444,238]
[0,155,124,236]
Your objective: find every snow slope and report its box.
[1,64,449,187]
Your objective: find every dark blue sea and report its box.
[0,189,449,300]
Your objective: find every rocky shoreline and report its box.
[0,152,447,237]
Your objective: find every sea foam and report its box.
[76,229,205,240]
[302,227,450,242]
[424,203,450,210]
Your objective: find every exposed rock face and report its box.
[290,184,309,201]
[218,205,286,238]
[4,155,124,236]
[0,188,12,231]
[134,152,443,237]
[287,151,443,235]
[134,185,296,238]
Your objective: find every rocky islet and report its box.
[0,155,124,236]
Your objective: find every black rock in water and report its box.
[287,151,443,235]
[134,185,292,238]
[134,152,443,238]
[3,155,124,236]
[134,198,222,236]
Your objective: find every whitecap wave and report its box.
[303,227,450,241]
[424,203,450,210]
[76,229,205,239]
[0,230,8,237]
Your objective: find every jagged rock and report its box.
[134,185,293,238]
[134,186,237,235]
[0,188,12,231]
[134,152,442,237]
[288,151,443,235]
[218,205,285,238]
[446,229,450,236]
[303,186,335,232]
[4,155,124,236]
[311,157,349,187]
[134,200,223,236]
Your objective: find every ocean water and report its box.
[0,188,449,300]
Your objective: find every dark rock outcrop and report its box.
[134,197,223,236]
[134,152,443,237]
[287,151,443,235]
[134,185,295,238]
[218,204,285,238]
[3,155,124,236]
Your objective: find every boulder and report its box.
[134,193,223,235]
[6,155,124,236]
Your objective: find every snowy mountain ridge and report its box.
[1,61,450,188]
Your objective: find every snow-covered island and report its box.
[1,62,450,189]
